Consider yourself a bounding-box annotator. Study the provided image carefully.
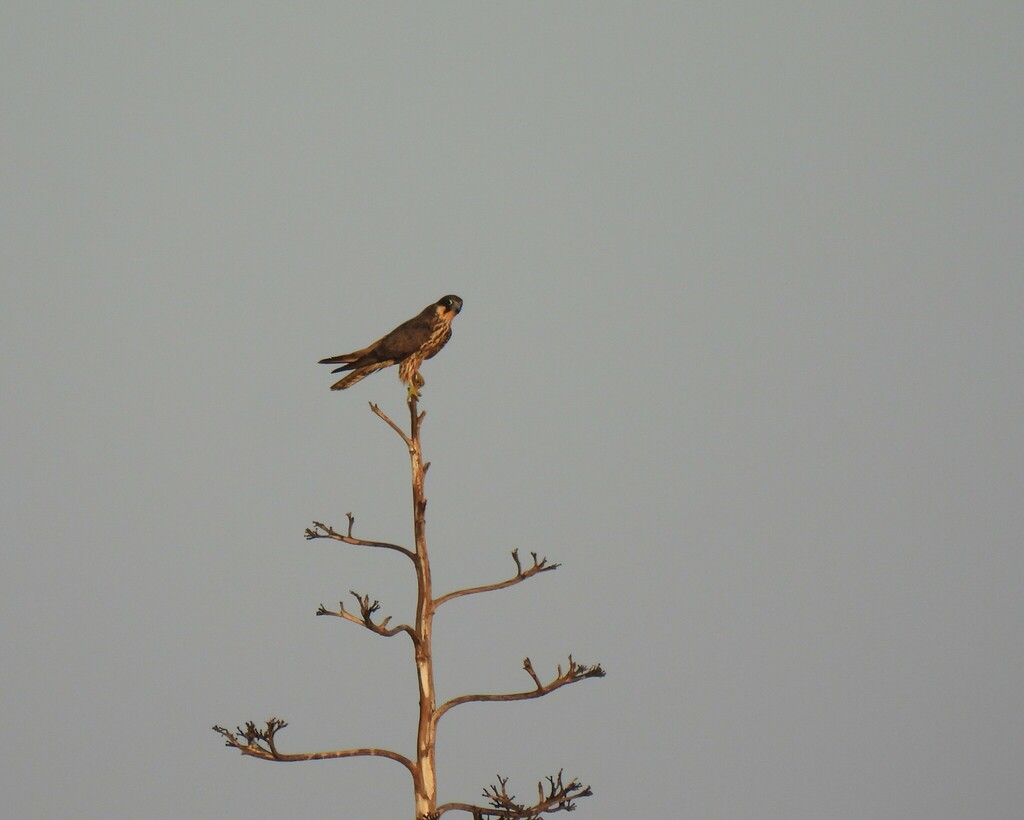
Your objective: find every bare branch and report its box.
[369,402,412,445]
[316,591,416,640]
[522,658,542,690]
[434,656,605,725]
[305,520,415,561]
[212,719,415,774]
[434,550,560,609]
[435,769,593,818]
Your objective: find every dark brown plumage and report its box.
[319,295,463,395]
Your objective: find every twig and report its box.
[212,719,415,774]
[317,590,417,640]
[435,769,593,818]
[433,550,560,609]
[433,656,605,725]
[305,520,415,561]
[369,402,412,445]
[522,658,543,690]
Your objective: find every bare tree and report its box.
[214,396,605,819]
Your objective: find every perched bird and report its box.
[319,295,463,397]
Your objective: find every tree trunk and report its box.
[409,402,437,819]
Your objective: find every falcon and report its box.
[319,295,463,397]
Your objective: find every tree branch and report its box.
[434,656,605,725]
[435,769,593,818]
[433,550,560,609]
[369,401,414,445]
[305,517,415,561]
[212,719,416,775]
[317,590,417,640]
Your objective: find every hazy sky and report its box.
[3,3,1022,819]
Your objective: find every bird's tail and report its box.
[318,354,360,373]
[318,341,380,370]
[329,361,392,390]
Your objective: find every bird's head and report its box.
[436,295,463,317]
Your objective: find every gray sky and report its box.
[3,3,1022,818]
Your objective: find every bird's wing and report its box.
[319,306,435,370]
[370,310,435,359]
